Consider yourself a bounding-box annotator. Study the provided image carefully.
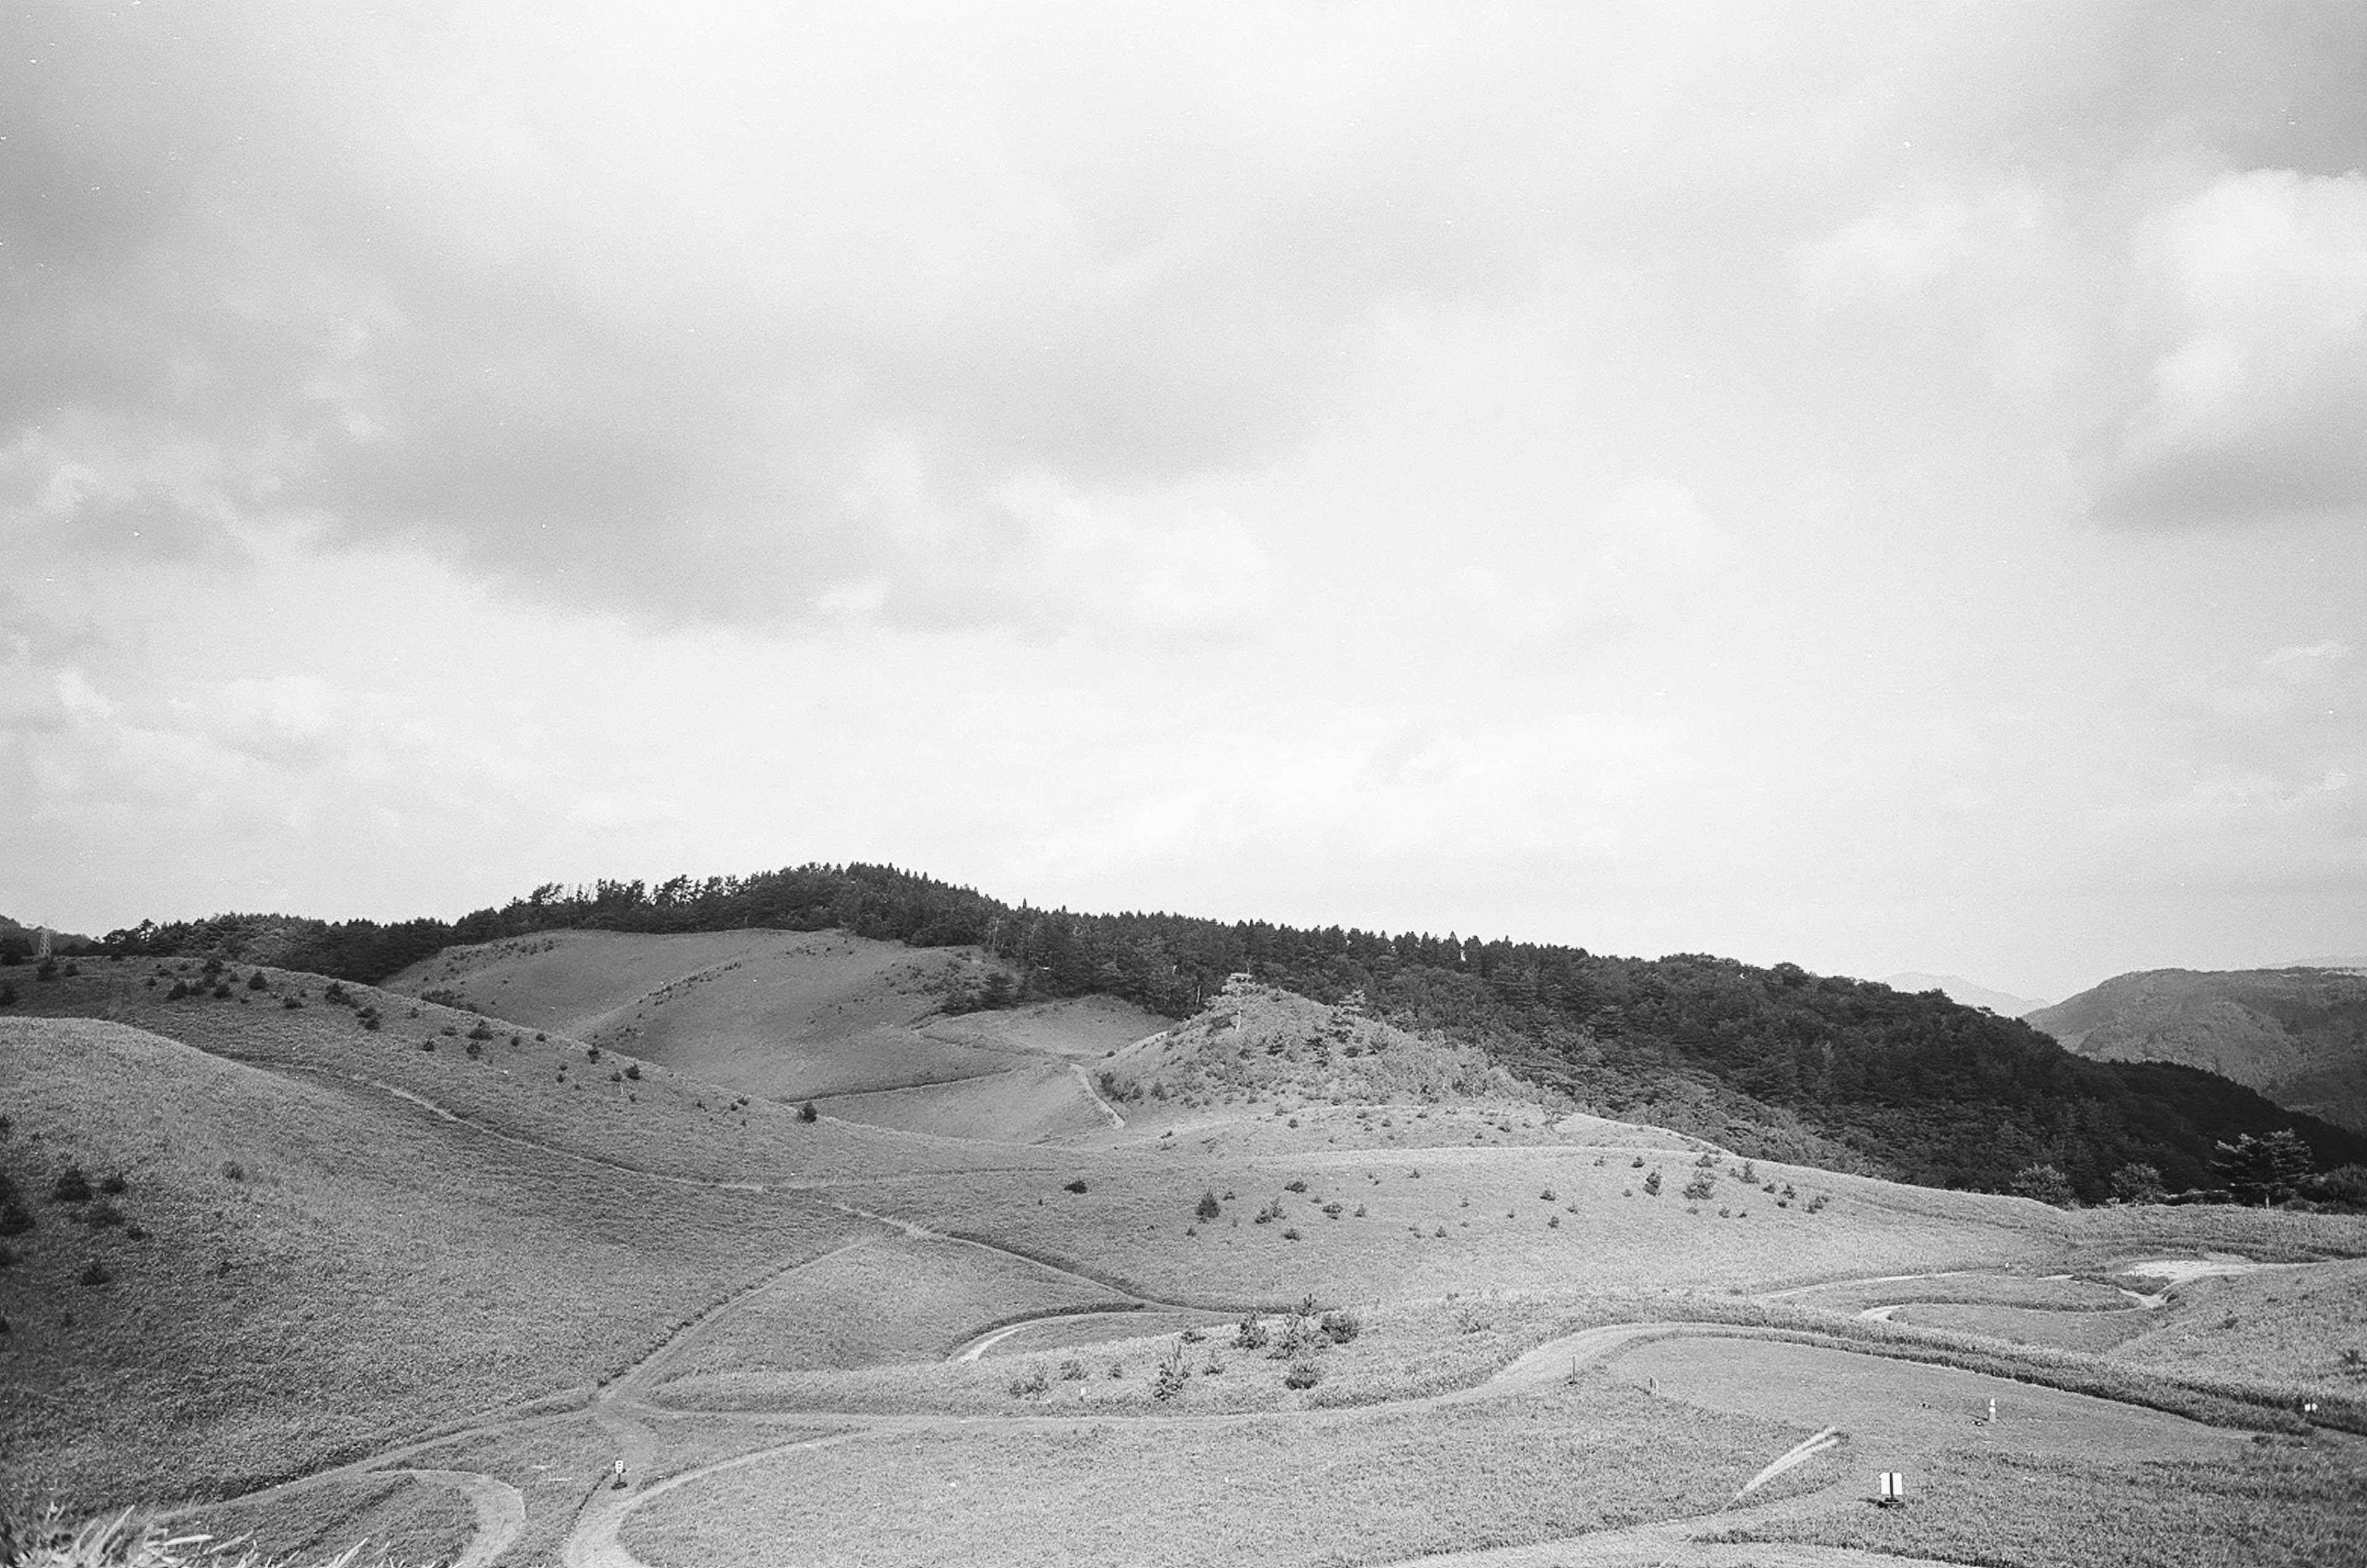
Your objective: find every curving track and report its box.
[187,1065,2265,1568]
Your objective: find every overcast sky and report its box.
[4,2,2364,999]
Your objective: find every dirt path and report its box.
[1069,1061,1128,1127]
[182,1057,2268,1568]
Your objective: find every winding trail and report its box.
[184,1056,2278,1568]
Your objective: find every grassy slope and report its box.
[623,1372,1832,1568]
[385,929,1013,1100]
[0,1015,870,1508]
[7,960,1062,1187]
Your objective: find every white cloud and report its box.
[2100,169,2367,523]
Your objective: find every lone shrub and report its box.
[624,1063,642,1081]
[1063,1178,1089,1194]
[0,1201,31,1236]
[1195,1190,1221,1220]
[247,971,269,990]
[219,1161,245,1182]
[1152,1340,1191,1402]
[1641,1169,1662,1196]
[1284,1178,1308,1193]
[1319,1307,1360,1344]
[798,1101,819,1123]
[1682,1170,1715,1202]
[1058,1358,1086,1381]
[166,981,191,1000]
[52,1167,93,1204]
[1282,1359,1322,1390]
[1233,1313,1269,1350]
[78,1259,110,1287]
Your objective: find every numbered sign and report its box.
[1878,1472,1906,1503]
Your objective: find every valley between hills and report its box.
[4,920,2366,1567]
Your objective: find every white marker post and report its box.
[1877,1472,1906,1508]
[1987,1397,1997,1424]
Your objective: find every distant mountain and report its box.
[2027,968,2367,1136]
[2285,953,2367,972]
[1882,971,2050,1018]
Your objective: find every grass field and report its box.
[0,1015,869,1506]
[1720,1435,2367,1567]
[386,929,1016,1100]
[15,940,2367,1568]
[621,1371,1832,1568]
[651,1233,1136,1380]
[186,1472,477,1566]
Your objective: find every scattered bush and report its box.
[78,1259,110,1287]
[465,1041,481,1059]
[0,1243,15,1269]
[0,1201,31,1236]
[1058,1358,1086,1381]
[1540,1188,1555,1201]
[1234,1313,1269,1350]
[586,1046,601,1062]
[1319,1307,1360,1344]
[1007,1365,1049,1398]
[1805,1193,1828,1214]
[467,1022,495,1042]
[219,1161,245,1182]
[84,1199,125,1229]
[166,981,191,1000]
[52,1167,92,1204]
[210,982,232,999]
[99,1173,126,1196]
[798,1101,819,1123]
[281,994,303,1009]
[247,970,269,990]
[1738,1161,1757,1182]
[1682,1170,1716,1202]
[0,983,15,1007]
[1280,1227,1302,1241]
[1641,1169,1662,1196]
[1695,1151,1717,1167]
[1152,1340,1190,1402]
[1195,1190,1221,1220]
[36,959,58,982]
[1283,1359,1322,1389]
[1063,1178,1089,1194]
[624,1063,642,1080]
[1284,1178,1308,1193]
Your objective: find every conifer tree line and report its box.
[91,862,2367,1202]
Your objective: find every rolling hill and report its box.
[10,936,2367,1568]
[2029,967,2367,1136]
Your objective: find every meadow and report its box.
[7,936,2366,1568]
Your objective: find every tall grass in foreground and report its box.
[0,1505,413,1568]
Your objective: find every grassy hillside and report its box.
[385,929,1012,1100]
[0,1015,870,1509]
[2030,966,2367,1135]
[86,864,2367,1203]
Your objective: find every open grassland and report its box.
[1780,1273,2135,1314]
[186,1472,476,1567]
[9,963,1064,1188]
[814,1061,1110,1144]
[919,994,1171,1060]
[1880,1301,2152,1352]
[652,1233,1135,1380]
[2110,1256,2367,1390]
[387,929,1010,1101]
[827,1146,2050,1307]
[1720,1435,2367,1567]
[1609,1336,2243,1461]
[621,1371,1832,1568]
[0,1016,870,1508]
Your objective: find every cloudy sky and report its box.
[4,2,2364,999]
